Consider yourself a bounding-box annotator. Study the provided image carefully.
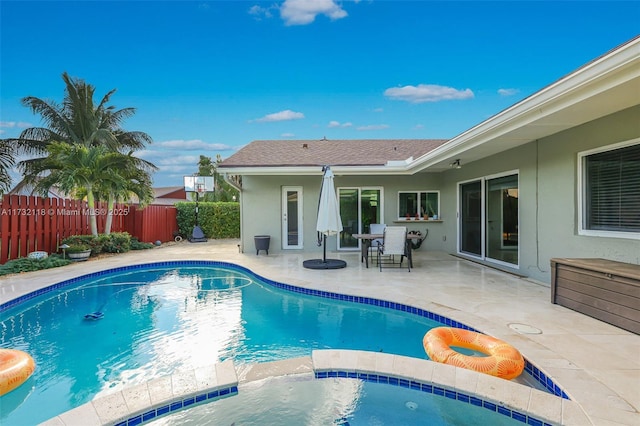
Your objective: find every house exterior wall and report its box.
[437,105,640,284]
[239,173,446,256]
[238,106,639,284]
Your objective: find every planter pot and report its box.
[67,250,91,262]
[254,235,270,255]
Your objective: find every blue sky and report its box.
[1,1,639,188]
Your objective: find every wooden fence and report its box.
[0,194,177,264]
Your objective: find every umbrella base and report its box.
[303,259,347,270]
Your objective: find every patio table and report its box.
[353,233,422,268]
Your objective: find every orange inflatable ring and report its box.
[0,349,36,396]
[423,327,524,380]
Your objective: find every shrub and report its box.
[0,255,72,276]
[131,238,154,250]
[101,232,132,253]
[62,235,102,254]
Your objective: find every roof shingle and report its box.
[219,139,449,168]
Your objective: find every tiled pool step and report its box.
[40,360,238,426]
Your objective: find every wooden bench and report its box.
[550,258,640,334]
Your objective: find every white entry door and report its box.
[282,186,303,249]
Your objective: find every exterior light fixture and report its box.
[450,159,462,169]
[59,243,70,259]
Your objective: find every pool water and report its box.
[148,375,520,425]
[0,265,442,425]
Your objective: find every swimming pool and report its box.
[0,261,566,425]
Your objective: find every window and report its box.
[398,191,439,219]
[580,140,640,237]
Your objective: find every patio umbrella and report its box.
[303,166,347,269]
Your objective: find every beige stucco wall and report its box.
[238,105,639,283]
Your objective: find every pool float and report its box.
[0,349,36,396]
[423,327,524,380]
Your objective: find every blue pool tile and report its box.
[457,393,470,403]
[470,396,483,407]
[434,386,445,396]
[142,410,156,421]
[483,401,497,412]
[445,390,457,400]
[127,415,143,426]
[170,401,182,411]
[498,406,511,416]
[156,405,170,416]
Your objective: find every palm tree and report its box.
[98,152,157,234]
[30,143,130,235]
[0,139,16,194]
[12,72,150,154]
[7,72,157,232]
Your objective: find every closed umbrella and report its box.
[303,166,347,269]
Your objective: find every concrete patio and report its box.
[1,239,638,425]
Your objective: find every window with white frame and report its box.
[398,191,440,219]
[580,140,640,236]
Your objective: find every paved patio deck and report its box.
[1,239,638,425]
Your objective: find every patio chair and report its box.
[377,226,410,272]
[369,223,386,262]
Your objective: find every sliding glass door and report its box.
[486,174,519,264]
[460,181,482,256]
[338,187,382,250]
[458,172,519,266]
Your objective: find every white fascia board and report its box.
[408,37,640,172]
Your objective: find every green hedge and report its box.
[175,202,240,239]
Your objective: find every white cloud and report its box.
[328,120,352,128]
[248,4,274,20]
[281,133,295,137]
[357,124,389,131]
[280,0,348,26]
[157,139,234,151]
[0,121,32,128]
[253,109,305,122]
[498,88,519,96]
[384,84,474,103]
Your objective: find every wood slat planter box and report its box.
[550,258,640,334]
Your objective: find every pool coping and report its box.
[41,352,590,426]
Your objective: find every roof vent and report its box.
[302,143,308,148]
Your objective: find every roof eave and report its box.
[407,36,640,172]
[219,164,416,176]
